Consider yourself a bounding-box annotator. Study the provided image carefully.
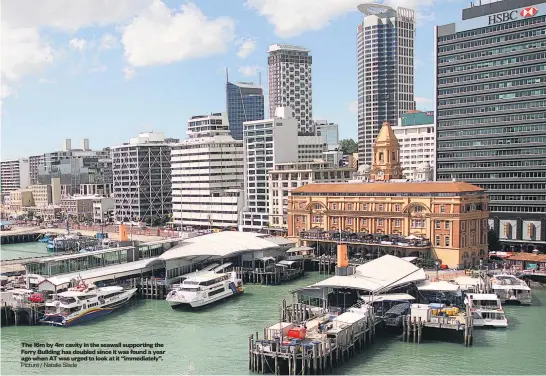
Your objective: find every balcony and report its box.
[299,230,431,249]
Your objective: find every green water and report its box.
[1,242,50,260]
[1,249,545,375]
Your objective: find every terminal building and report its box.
[287,122,490,268]
[434,0,546,252]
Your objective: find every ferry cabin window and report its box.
[475,300,498,307]
[208,287,225,297]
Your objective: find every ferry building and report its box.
[287,121,490,269]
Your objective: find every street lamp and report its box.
[435,261,440,281]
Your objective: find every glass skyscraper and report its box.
[226,81,264,140]
[356,4,416,166]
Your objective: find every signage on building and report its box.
[455,3,545,33]
[488,6,538,25]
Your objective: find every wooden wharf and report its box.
[248,300,380,375]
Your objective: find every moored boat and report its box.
[166,271,243,309]
[466,293,508,328]
[491,274,532,305]
[41,280,137,326]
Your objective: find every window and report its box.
[461,221,466,231]
[435,220,441,229]
[332,203,338,210]
[333,218,338,224]
[395,204,401,211]
[445,221,450,230]
[435,235,441,246]
[445,235,450,247]
[378,218,384,226]
[362,203,368,211]
[378,204,384,211]
[347,218,353,225]
[347,203,353,210]
[440,204,446,213]
[394,219,401,227]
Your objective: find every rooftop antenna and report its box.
[225,67,229,83]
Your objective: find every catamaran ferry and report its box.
[166,271,243,309]
[491,274,532,305]
[41,280,137,327]
[467,293,508,328]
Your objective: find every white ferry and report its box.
[166,271,243,309]
[491,274,532,305]
[467,293,508,328]
[41,280,137,327]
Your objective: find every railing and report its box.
[300,233,431,248]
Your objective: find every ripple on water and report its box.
[2,273,545,375]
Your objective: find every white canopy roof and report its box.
[150,231,289,264]
[309,255,426,293]
[417,280,460,292]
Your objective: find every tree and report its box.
[488,229,502,252]
[339,139,358,155]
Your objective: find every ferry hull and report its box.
[41,289,136,327]
[167,288,243,309]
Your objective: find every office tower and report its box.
[314,120,340,151]
[111,132,172,223]
[435,0,546,252]
[357,4,416,166]
[267,44,313,133]
[171,112,244,230]
[240,107,298,232]
[226,80,265,140]
[392,110,435,181]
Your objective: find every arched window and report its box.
[461,234,466,248]
[504,222,512,240]
[379,152,384,162]
[528,223,536,240]
[470,231,476,246]
[392,151,396,162]
[482,232,487,245]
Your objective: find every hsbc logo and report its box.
[520,7,538,17]
[488,6,539,25]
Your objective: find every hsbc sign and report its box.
[488,6,539,25]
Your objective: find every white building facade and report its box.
[1,158,30,198]
[268,44,313,133]
[111,132,172,223]
[297,135,325,162]
[392,111,435,181]
[240,107,298,232]
[171,113,244,230]
[268,161,354,229]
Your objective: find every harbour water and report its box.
[1,242,50,261]
[1,244,546,375]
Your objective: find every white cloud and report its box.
[0,23,54,98]
[1,83,13,99]
[415,96,433,106]
[245,0,436,37]
[1,0,154,31]
[68,38,87,51]
[123,66,135,80]
[122,2,236,67]
[38,78,56,84]
[99,33,118,50]
[236,38,256,59]
[238,65,261,77]
[348,100,357,114]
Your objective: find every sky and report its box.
[1,0,470,160]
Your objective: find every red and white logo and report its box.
[520,7,538,17]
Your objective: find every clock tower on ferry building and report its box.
[370,120,403,181]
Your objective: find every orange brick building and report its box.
[286,121,489,268]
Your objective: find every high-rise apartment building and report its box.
[240,107,299,232]
[111,132,172,223]
[171,113,244,230]
[226,81,264,140]
[435,0,546,252]
[0,159,30,198]
[357,4,416,166]
[268,44,313,133]
[29,155,45,185]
